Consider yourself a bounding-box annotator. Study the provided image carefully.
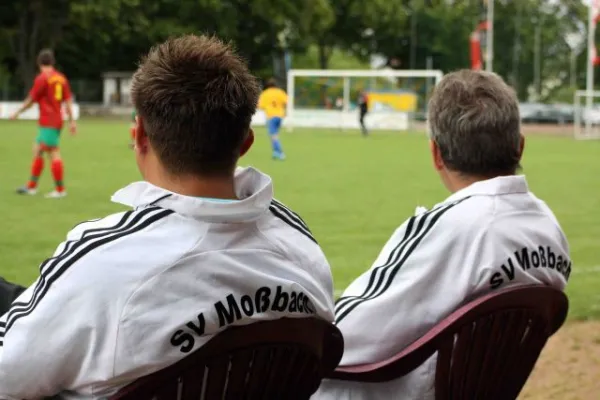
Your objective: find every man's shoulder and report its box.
[259,198,328,266]
[263,199,318,246]
[55,71,68,80]
[429,195,491,224]
[68,210,130,239]
[32,73,47,86]
[67,207,175,241]
[58,207,184,280]
[400,196,494,244]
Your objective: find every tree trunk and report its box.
[318,40,330,70]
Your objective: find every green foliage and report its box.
[293,46,370,70]
[0,0,592,101]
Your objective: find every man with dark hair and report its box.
[314,70,570,400]
[258,77,288,160]
[357,89,369,136]
[0,35,334,399]
[11,48,77,198]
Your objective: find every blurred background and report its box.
[0,0,594,126]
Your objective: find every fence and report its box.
[1,77,103,103]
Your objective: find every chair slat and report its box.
[449,323,474,397]
[243,347,273,399]
[269,346,300,398]
[262,346,290,398]
[223,348,255,399]
[474,311,509,397]
[434,338,453,400]
[203,357,231,399]
[494,310,533,399]
[180,367,206,400]
[461,316,494,398]
[505,315,549,399]
[155,379,179,400]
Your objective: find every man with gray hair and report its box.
[313,69,570,400]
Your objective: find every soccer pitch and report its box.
[0,119,599,321]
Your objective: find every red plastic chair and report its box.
[110,317,344,400]
[330,285,568,400]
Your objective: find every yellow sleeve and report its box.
[280,90,288,106]
[258,92,266,110]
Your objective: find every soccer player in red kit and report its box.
[10,49,77,198]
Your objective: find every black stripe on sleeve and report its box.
[6,211,135,313]
[1,208,173,336]
[335,198,470,324]
[269,201,317,244]
[271,199,312,233]
[334,215,419,313]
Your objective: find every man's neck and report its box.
[149,171,237,200]
[445,171,512,193]
[40,66,54,75]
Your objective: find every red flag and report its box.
[470,31,483,70]
[471,0,489,70]
[594,0,600,66]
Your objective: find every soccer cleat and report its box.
[272,152,286,161]
[45,190,67,199]
[16,186,37,195]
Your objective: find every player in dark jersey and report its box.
[358,90,369,136]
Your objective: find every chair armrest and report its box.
[329,285,568,383]
[329,335,440,383]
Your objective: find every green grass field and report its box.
[1,119,599,321]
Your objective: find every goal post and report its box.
[574,90,600,140]
[284,69,444,132]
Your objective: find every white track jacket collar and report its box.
[111,166,273,222]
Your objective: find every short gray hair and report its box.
[428,70,521,176]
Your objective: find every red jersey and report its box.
[29,69,72,129]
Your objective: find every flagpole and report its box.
[586,0,595,133]
[486,0,494,72]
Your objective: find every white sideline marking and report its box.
[333,266,600,296]
[573,265,600,275]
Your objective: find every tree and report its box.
[0,0,141,92]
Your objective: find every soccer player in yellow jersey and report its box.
[258,78,288,160]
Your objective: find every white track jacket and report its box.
[0,167,334,400]
[314,175,570,400]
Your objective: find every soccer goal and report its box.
[285,69,444,132]
[574,90,600,140]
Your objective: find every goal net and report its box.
[574,90,600,140]
[284,69,444,132]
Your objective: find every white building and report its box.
[102,71,134,106]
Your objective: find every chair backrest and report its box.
[331,285,568,400]
[111,317,344,400]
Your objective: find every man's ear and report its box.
[518,133,525,160]
[239,129,255,157]
[134,116,149,154]
[430,139,444,171]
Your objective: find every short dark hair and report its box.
[428,69,521,176]
[265,78,278,89]
[37,49,55,66]
[131,34,260,176]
